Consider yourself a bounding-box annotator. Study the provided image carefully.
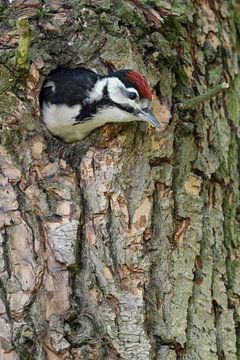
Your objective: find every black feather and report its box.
[39,67,101,108]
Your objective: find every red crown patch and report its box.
[126,71,152,101]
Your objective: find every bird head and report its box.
[105,69,161,128]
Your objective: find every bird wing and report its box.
[39,68,101,108]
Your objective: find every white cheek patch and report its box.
[107,79,143,112]
[107,78,127,104]
[107,78,140,107]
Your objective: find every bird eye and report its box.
[128,92,137,100]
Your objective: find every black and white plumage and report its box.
[39,67,161,143]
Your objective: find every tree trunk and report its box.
[0,1,239,359]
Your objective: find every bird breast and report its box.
[42,102,137,143]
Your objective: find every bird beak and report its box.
[137,108,161,128]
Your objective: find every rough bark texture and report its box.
[0,1,240,359]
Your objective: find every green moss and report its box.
[223,186,239,305]
[71,0,112,10]
[228,132,239,187]
[204,38,220,64]
[171,0,195,23]
[159,66,175,100]
[226,87,239,126]
[90,0,113,12]
[115,2,147,38]
[173,63,192,100]
[2,123,27,169]
[234,311,240,359]
[100,13,124,37]
[207,67,222,86]
[0,65,15,94]
[226,75,240,127]
[13,325,37,360]
[234,4,240,30]
[34,7,51,19]
[150,32,176,61]
[0,4,10,22]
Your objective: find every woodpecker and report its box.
[39,67,161,143]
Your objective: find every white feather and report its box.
[107,78,139,106]
[42,103,81,142]
[42,102,137,143]
[87,78,108,103]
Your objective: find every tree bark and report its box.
[0,1,239,359]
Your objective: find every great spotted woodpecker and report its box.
[39,67,161,143]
